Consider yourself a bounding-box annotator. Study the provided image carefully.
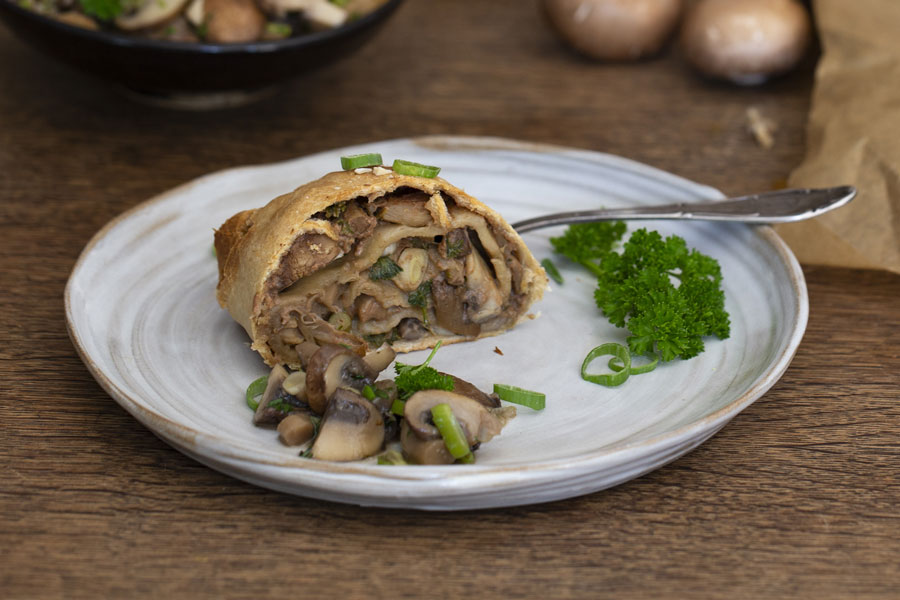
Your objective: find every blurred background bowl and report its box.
[0,0,403,108]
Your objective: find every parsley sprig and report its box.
[552,222,730,366]
[394,341,454,400]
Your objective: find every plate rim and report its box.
[65,135,809,495]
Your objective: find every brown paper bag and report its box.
[776,0,900,274]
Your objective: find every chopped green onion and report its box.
[340,153,383,170]
[431,403,474,463]
[377,450,408,465]
[328,311,352,332]
[391,398,406,416]
[264,22,292,38]
[392,159,441,178]
[245,375,268,411]
[493,384,545,410]
[361,384,376,401]
[581,343,632,387]
[608,353,659,375]
[540,258,563,285]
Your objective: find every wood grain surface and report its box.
[1,1,898,598]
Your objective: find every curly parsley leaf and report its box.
[394,341,454,400]
[550,221,626,276]
[593,228,730,362]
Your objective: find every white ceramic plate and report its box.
[66,136,807,510]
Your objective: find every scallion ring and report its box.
[390,398,406,417]
[540,258,563,285]
[245,375,268,411]
[340,153,383,170]
[608,352,659,375]
[392,159,441,178]
[581,343,632,387]
[431,403,474,463]
[493,384,545,410]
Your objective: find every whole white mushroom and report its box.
[542,0,684,61]
[681,0,812,85]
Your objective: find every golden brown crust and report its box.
[215,169,547,365]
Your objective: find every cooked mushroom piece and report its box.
[253,364,289,425]
[203,0,266,43]
[464,250,504,323]
[431,276,480,336]
[277,413,316,446]
[115,0,191,30]
[443,374,500,408]
[400,420,454,465]
[311,389,384,461]
[305,344,376,415]
[403,389,509,449]
[362,343,396,374]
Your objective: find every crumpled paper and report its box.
[775,0,900,274]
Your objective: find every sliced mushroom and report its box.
[253,364,289,425]
[443,374,500,408]
[303,0,348,29]
[464,250,504,323]
[379,199,434,227]
[398,317,427,341]
[431,276,480,337]
[311,389,384,461]
[400,420,454,465]
[362,343,396,374]
[403,389,507,447]
[277,413,316,446]
[296,341,320,368]
[185,0,204,25]
[115,0,191,31]
[305,344,375,415]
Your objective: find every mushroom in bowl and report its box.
[0,0,403,104]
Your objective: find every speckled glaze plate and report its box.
[65,136,807,510]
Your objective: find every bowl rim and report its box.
[0,0,404,54]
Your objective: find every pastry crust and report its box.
[215,169,547,365]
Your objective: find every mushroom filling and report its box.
[250,342,516,464]
[19,0,391,44]
[258,190,530,367]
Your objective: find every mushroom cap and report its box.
[403,389,504,446]
[400,420,454,465]
[305,344,375,415]
[311,389,385,461]
[681,0,811,84]
[204,0,266,44]
[542,0,684,61]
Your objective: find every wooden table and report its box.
[2,1,898,597]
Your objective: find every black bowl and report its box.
[0,0,403,106]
